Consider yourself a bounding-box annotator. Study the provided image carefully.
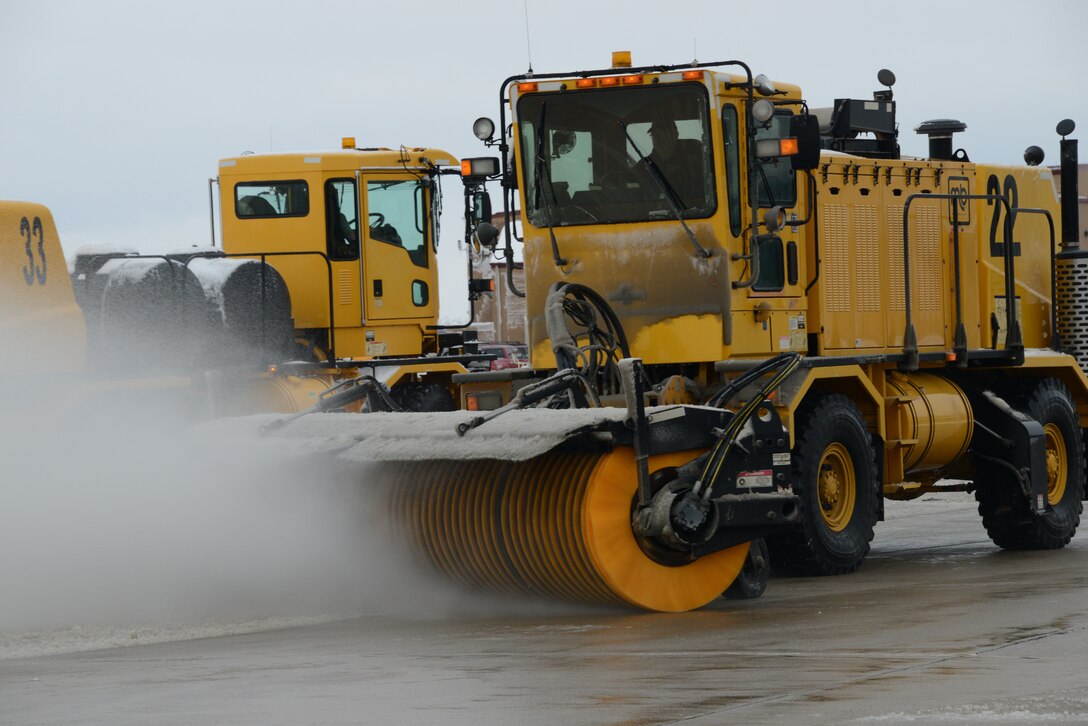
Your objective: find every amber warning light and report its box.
[468,278,495,294]
[461,157,500,178]
[755,138,800,158]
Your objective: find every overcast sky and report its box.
[3,0,1086,320]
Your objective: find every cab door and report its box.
[359,176,439,322]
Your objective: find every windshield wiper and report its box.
[533,102,568,266]
[756,162,778,207]
[617,120,710,259]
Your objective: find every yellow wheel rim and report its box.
[1043,422,1068,506]
[817,442,856,532]
[582,448,748,612]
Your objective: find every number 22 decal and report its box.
[986,174,1020,258]
[20,216,47,286]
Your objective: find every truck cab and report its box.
[217,144,457,362]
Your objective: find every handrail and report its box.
[901,193,1054,370]
[1012,208,1057,350]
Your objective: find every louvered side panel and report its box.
[820,203,855,349]
[855,206,880,312]
[823,204,851,312]
[886,205,905,312]
[853,205,885,348]
[337,269,355,305]
[883,200,907,349]
[912,206,947,347]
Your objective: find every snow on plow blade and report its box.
[201,407,637,462]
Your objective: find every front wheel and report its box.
[390,381,457,412]
[389,380,456,413]
[723,538,770,600]
[767,394,879,575]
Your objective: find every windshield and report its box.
[517,84,715,227]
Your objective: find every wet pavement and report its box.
[3,497,1088,725]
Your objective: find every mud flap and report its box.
[969,390,1048,514]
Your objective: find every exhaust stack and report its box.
[915,119,967,161]
[1054,119,1084,367]
[1058,119,1080,248]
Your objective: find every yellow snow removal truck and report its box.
[48,142,494,417]
[227,53,1084,612]
[212,142,495,410]
[5,143,495,418]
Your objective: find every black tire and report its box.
[767,394,879,576]
[974,379,1084,550]
[723,538,770,600]
[391,381,456,412]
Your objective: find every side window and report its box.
[367,180,428,268]
[235,181,309,218]
[325,179,358,261]
[411,280,429,306]
[721,106,742,237]
[754,113,797,208]
[752,236,785,292]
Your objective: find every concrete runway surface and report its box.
[3,495,1088,725]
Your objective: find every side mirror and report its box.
[471,191,493,227]
[789,114,821,171]
[473,222,500,252]
[753,74,777,96]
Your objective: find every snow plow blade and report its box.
[200,404,798,612]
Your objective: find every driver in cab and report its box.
[640,117,703,209]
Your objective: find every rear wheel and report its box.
[975,379,1084,549]
[767,395,879,575]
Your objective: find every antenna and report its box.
[523,0,534,74]
[693,37,698,64]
